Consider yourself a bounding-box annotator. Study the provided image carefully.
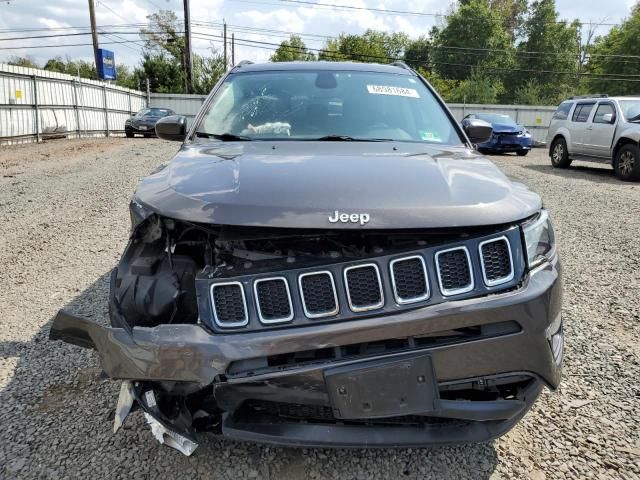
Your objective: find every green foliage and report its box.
[586,4,640,96]
[40,56,97,80]
[510,0,580,101]
[7,56,39,68]
[431,0,515,81]
[319,30,409,63]
[270,35,316,62]
[404,36,431,70]
[448,70,504,104]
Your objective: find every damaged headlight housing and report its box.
[129,198,155,231]
[522,209,556,268]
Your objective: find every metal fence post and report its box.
[32,74,40,143]
[146,78,150,106]
[72,79,80,139]
[128,90,132,115]
[103,85,109,137]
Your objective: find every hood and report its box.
[490,123,523,134]
[135,141,541,229]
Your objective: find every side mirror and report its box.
[602,113,615,124]
[462,118,493,145]
[155,115,187,141]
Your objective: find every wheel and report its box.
[614,144,640,181]
[125,131,134,138]
[516,150,529,157]
[550,138,571,168]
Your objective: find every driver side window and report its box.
[592,103,615,124]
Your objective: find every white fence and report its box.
[148,93,556,145]
[149,93,207,127]
[0,63,147,145]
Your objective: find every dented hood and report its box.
[135,141,541,229]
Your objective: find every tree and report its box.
[192,50,226,94]
[404,36,432,71]
[319,30,409,63]
[586,4,640,96]
[42,56,97,80]
[270,35,315,62]
[7,56,39,68]
[510,0,580,103]
[132,52,184,93]
[431,0,515,81]
[448,70,503,104]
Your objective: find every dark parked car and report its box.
[463,113,533,156]
[51,61,562,455]
[125,107,175,137]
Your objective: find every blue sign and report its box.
[97,48,116,80]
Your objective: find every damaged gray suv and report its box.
[50,61,563,455]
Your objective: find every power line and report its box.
[192,31,640,81]
[229,0,624,27]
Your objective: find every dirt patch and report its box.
[0,137,143,174]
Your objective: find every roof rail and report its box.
[236,60,254,67]
[391,61,411,70]
[569,94,608,100]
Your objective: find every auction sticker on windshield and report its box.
[367,85,420,98]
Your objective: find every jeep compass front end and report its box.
[50,61,562,454]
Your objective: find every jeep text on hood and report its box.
[50,61,563,455]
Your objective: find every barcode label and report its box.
[366,85,420,98]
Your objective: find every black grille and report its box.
[345,265,383,311]
[255,278,292,322]
[481,239,512,283]
[300,272,338,317]
[391,256,429,302]
[241,400,468,427]
[437,248,472,294]
[212,283,247,325]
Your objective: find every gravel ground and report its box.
[0,138,638,480]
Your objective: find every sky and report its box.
[0,0,637,69]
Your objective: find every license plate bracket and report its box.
[324,354,439,419]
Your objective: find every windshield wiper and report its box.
[313,135,389,142]
[195,132,252,141]
[628,114,640,123]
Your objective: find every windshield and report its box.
[476,113,517,126]
[136,108,172,118]
[619,100,640,121]
[195,70,464,145]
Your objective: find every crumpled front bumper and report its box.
[50,259,562,448]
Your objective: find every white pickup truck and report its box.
[546,95,640,181]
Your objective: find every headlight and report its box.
[522,210,556,267]
[129,197,155,231]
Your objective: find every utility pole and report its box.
[231,33,235,66]
[88,0,100,74]
[223,22,228,71]
[183,0,193,93]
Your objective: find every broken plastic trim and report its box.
[144,413,198,456]
[112,380,200,456]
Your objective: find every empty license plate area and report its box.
[324,354,439,419]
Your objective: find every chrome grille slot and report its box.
[344,263,384,312]
[254,277,294,324]
[435,247,474,296]
[479,236,514,286]
[299,271,339,318]
[390,255,430,304]
[210,282,248,328]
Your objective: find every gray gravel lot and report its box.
[0,139,638,480]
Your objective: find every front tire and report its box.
[614,144,640,181]
[550,138,571,168]
[516,150,529,157]
[125,131,134,138]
